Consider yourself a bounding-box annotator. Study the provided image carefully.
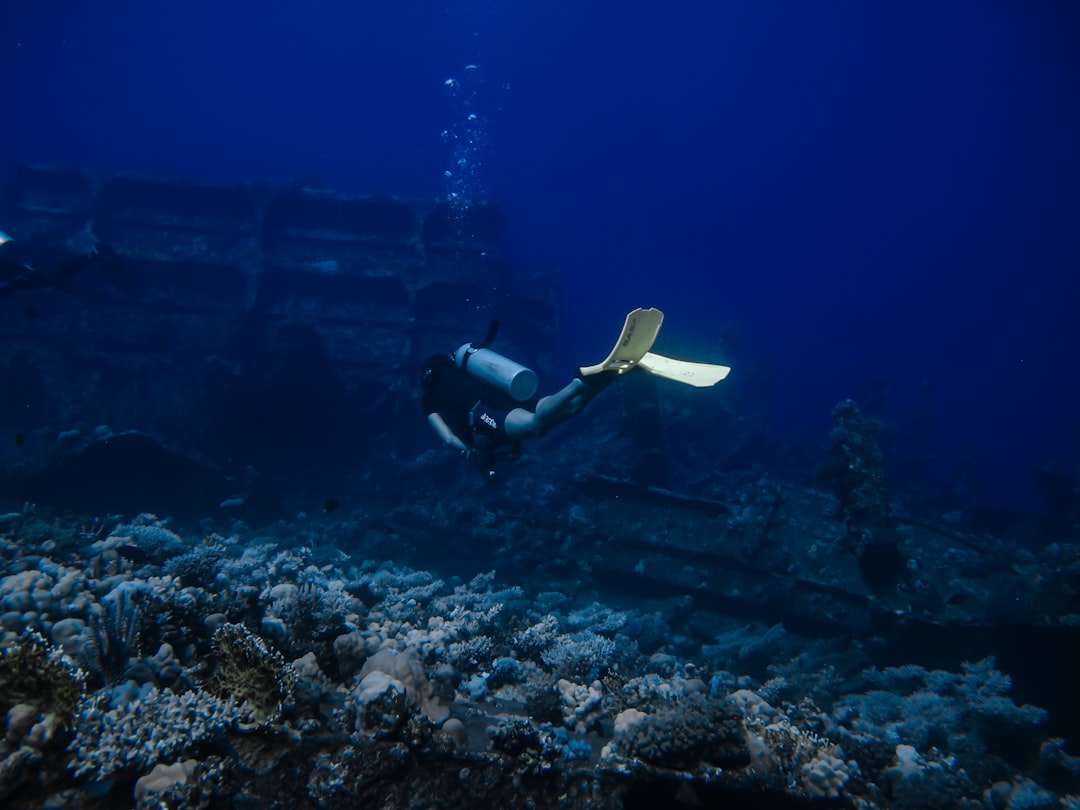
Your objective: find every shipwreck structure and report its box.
[0,164,557,497]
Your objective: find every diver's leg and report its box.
[505,372,619,439]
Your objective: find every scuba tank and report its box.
[454,320,538,401]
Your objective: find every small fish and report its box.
[324,498,341,514]
[14,432,24,446]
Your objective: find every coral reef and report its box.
[0,505,1074,808]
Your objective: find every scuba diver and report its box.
[420,308,731,481]
[0,230,136,298]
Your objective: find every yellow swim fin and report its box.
[579,307,664,377]
[638,351,731,387]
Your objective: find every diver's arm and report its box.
[427,413,471,454]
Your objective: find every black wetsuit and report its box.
[420,354,522,447]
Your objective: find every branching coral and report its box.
[540,631,616,678]
[69,687,239,780]
[831,656,1048,791]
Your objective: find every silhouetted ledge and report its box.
[1,431,287,528]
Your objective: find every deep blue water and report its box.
[3,1,1079,513]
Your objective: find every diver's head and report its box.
[420,353,455,388]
